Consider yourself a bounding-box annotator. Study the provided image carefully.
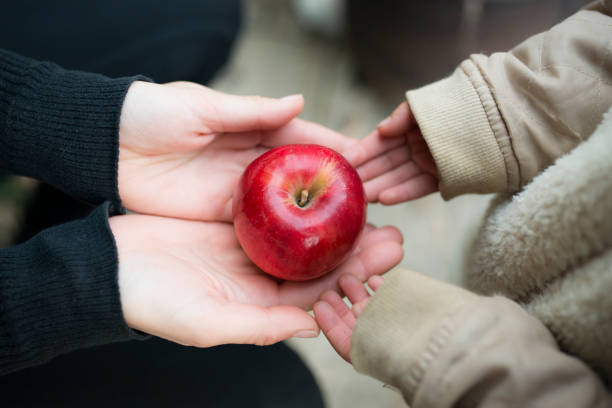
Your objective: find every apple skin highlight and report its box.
[232,144,367,281]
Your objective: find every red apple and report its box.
[232,144,367,281]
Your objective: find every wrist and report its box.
[406,64,509,199]
[117,80,158,210]
[352,269,479,401]
[108,215,136,331]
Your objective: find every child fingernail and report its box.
[293,330,319,338]
[353,303,364,316]
[354,299,371,316]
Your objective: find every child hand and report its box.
[344,102,439,204]
[313,274,384,362]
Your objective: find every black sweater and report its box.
[0,49,145,375]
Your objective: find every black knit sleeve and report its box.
[0,49,149,208]
[0,202,143,375]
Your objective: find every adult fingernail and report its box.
[293,330,319,338]
[281,94,303,102]
[377,116,391,128]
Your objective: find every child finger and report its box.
[378,174,438,204]
[313,301,353,362]
[320,290,357,326]
[356,144,412,182]
[363,162,421,202]
[343,130,405,167]
[351,299,370,317]
[368,275,385,291]
[377,102,414,137]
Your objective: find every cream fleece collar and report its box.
[465,106,612,383]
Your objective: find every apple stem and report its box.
[298,189,309,207]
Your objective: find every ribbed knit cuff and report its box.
[406,61,510,199]
[351,269,479,404]
[0,202,144,375]
[0,49,149,209]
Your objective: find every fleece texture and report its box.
[465,106,612,383]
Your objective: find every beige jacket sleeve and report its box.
[351,269,612,407]
[407,0,612,199]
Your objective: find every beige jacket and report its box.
[351,2,612,406]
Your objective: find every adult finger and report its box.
[261,118,355,153]
[278,231,403,308]
[336,241,403,283]
[353,225,404,253]
[201,90,305,133]
[200,303,319,347]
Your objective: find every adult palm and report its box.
[118,81,355,221]
[112,214,403,347]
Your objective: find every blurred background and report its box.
[0,0,590,407]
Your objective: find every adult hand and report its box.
[344,102,439,205]
[118,81,356,221]
[111,214,403,347]
[313,274,384,362]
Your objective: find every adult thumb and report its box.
[209,303,319,346]
[204,91,304,133]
